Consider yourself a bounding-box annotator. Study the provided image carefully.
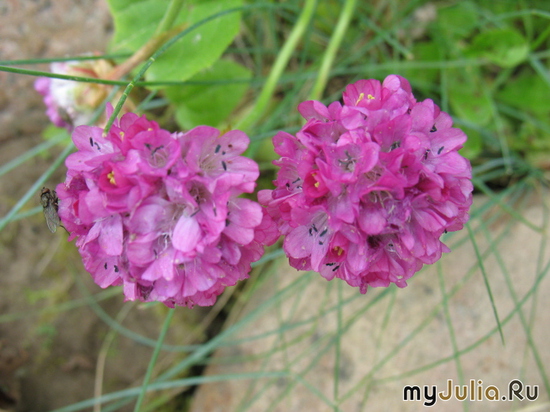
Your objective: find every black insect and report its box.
[40,187,61,233]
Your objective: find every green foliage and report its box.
[435,2,479,41]
[164,59,251,129]
[108,0,243,83]
[394,1,550,164]
[498,70,550,116]
[497,70,550,163]
[107,0,249,131]
[108,0,167,52]
[447,69,493,127]
[466,28,529,68]
[42,124,70,142]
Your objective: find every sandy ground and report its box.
[190,191,550,412]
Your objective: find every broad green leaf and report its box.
[466,28,529,68]
[107,0,243,82]
[164,59,251,129]
[448,70,493,126]
[107,0,165,52]
[497,71,550,116]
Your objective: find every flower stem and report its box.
[235,0,318,134]
[133,308,175,412]
[155,0,186,36]
[309,0,357,101]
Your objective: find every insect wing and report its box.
[43,203,61,233]
[41,188,61,233]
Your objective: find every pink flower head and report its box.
[260,75,473,293]
[57,106,276,307]
[35,58,114,130]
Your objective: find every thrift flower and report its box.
[57,106,276,307]
[35,58,115,130]
[259,75,473,293]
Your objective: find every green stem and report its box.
[466,222,505,345]
[235,0,318,133]
[155,0,186,36]
[133,308,175,412]
[309,0,357,101]
[0,54,131,66]
[0,65,124,85]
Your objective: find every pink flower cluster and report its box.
[259,75,473,293]
[57,106,276,307]
[53,74,473,306]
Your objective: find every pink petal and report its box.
[173,215,202,253]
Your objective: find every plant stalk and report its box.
[309,0,357,101]
[235,0,318,133]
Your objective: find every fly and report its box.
[40,187,61,233]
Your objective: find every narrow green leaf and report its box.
[466,223,505,345]
[435,2,479,40]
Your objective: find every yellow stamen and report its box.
[314,181,320,188]
[334,246,344,256]
[355,92,365,105]
[108,170,116,185]
[367,93,375,100]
